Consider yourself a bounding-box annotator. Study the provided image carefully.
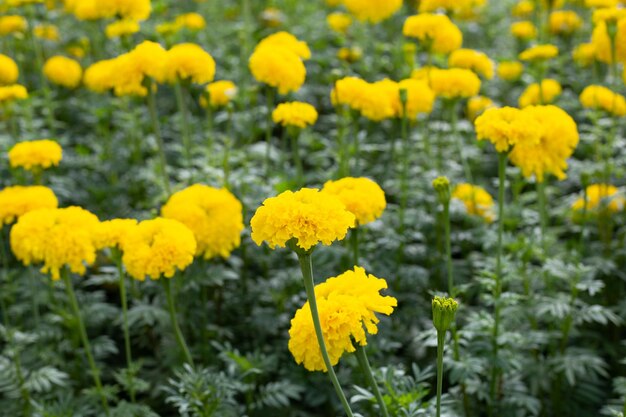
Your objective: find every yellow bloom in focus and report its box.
[122,218,196,281]
[272,102,318,128]
[549,10,583,35]
[580,85,626,116]
[10,207,101,280]
[288,266,397,371]
[34,24,60,41]
[105,19,140,38]
[518,79,562,107]
[398,78,436,118]
[510,21,537,40]
[403,13,463,55]
[509,105,579,182]
[448,48,495,79]
[9,139,62,171]
[0,54,18,85]
[327,12,352,34]
[429,68,481,99]
[572,184,624,213]
[159,43,216,85]
[331,76,370,108]
[512,1,534,17]
[201,80,237,108]
[343,0,403,23]
[497,61,524,81]
[161,185,244,260]
[250,188,356,251]
[467,95,496,120]
[43,56,82,88]
[95,219,138,250]
[322,177,386,225]
[452,183,495,222]
[519,44,559,61]
[249,46,306,94]
[573,43,597,67]
[474,107,542,153]
[591,20,626,63]
[255,32,311,60]
[0,16,27,36]
[174,12,206,30]
[0,186,58,225]
[0,84,28,102]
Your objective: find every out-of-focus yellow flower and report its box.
[343,0,402,23]
[429,68,481,99]
[0,186,58,225]
[452,183,495,222]
[249,45,306,94]
[549,10,583,35]
[591,19,626,63]
[572,184,624,213]
[592,7,626,24]
[43,56,82,88]
[201,80,237,108]
[475,107,542,152]
[0,54,18,85]
[250,188,356,251]
[497,61,524,81]
[403,13,463,55]
[11,206,101,280]
[156,21,180,36]
[83,59,117,93]
[159,43,215,85]
[510,21,538,40]
[64,0,151,21]
[586,0,619,9]
[0,84,28,102]
[0,15,27,36]
[512,0,534,17]
[105,19,140,38]
[255,32,311,60]
[518,79,562,107]
[419,0,487,15]
[122,218,196,281]
[337,46,363,62]
[260,7,286,27]
[580,85,626,116]
[95,219,137,250]
[34,24,60,41]
[519,44,559,61]
[288,266,396,372]
[272,102,318,128]
[66,37,89,59]
[467,95,496,120]
[322,177,386,225]
[573,43,597,66]
[448,48,495,79]
[9,139,62,171]
[349,78,398,121]
[398,78,436,117]
[161,185,244,260]
[174,12,206,30]
[327,12,353,34]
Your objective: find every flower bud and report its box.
[432,176,451,205]
[432,296,458,333]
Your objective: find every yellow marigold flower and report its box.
[0,15,27,36]
[510,21,538,40]
[343,0,402,23]
[585,0,619,7]
[509,105,579,181]
[549,10,583,35]
[591,20,626,63]
[419,0,487,15]
[322,177,386,225]
[43,56,82,89]
[467,95,496,120]
[65,0,113,20]
[105,19,140,38]
[448,48,495,79]
[497,61,524,81]
[159,43,216,85]
[573,43,597,66]
[260,7,286,27]
[255,32,311,60]
[34,24,60,41]
[249,46,306,94]
[272,102,318,128]
[0,186,58,225]
[121,218,197,281]
[174,12,206,30]
[403,13,463,55]
[331,76,370,109]
[0,54,18,85]
[518,79,562,107]
[580,85,626,116]
[592,7,626,23]
[327,12,353,34]
[475,106,542,153]
[452,183,495,222]
[410,65,439,81]
[398,78,436,117]
[10,207,101,280]
[0,84,27,102]
[9,139,62,171]
[572,184,624,213]
[288,266,397,371]
[250,188,356,251]
[201,80,237,108]
[95,219,138,250]
[83,59,116,93]
[130,40,167,80]
[359,79,398,121]
[512,0,534,17]
[429,68,481,99]
[519,44,559,61]
[337,46,363,62]
[114,0,151,21]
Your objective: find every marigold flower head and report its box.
[591,20,626,63]
[201,80,237,108]
[429,68,481,99]
[65,0,150,21]
[580,85,626,116]
[343,0,403,23]
[34,24,60,41]
[255,32,311,60]
[573,43,597,66]
[9,139,62,171]
[161,185,244,260]
[474,106,542,153]
[592,7,626,23]
[322,177,386,225]
[512,0,534,17]
[419,0,487,15]
[519,44,559,61]
[250,188,356,251]
[327,12,353,34]
[272,102,318,128]
[403,13,463,55]
[95,219,138,250]
[359,79,399,121]
[0,15,27,36]
[448,48,495,79]
[249,46,306,94]
[10,207,101,280]
[331,76,370,109]
[158,43,216,85]
[467,95,496,120]
[509,105,579,182]
[0,54,18,85]
[83,59,116,93]
[398,78,436,117]
[174,12,206,30]
[0,186,58,225]
[121,218,196,280]
[510,21,538,40]
[518,79,562,107]
[43,56,82,89]
[105,19,140,38]
[549,10,583,35]
[452,183,495,222]
[572,184,624,213]
[0,84,27,102]
[585,0,619,7]
[497,61,524,81]
[288,266,397,371]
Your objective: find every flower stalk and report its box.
[174,80,193,171]
[432,296,459,417]
[146,81,171,195]
[115,252,135,402]
[354,344,390,417]
[162,277,194,367]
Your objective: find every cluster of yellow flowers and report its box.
[8,139,63,171]
[0,186,58,225]
[580,85,626,116]
[428,68,482,99]
[452,183,495,222]
[590,17,626,63]
[518,79,562,107]
[448,48,495,79]
[549,10,583,35]
[321,177,386,225]
[272,102,319,128]
[63,0,151,21]
[43,56,83,89]
[342,0,402,23]
[572,184,625,214]
[403,13,463,55]
[288,266,397,371]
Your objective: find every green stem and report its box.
[162,278,194,366]
[62,269,110,415]
[537,180,548,254]
[399,108,409,235]
[224,107,233,189]
[116,255,135,402]
[450,100,473,183]
[205,103,214,168]
[265,88,275,178]
[354,344,390,417]
[443,201,453,295]
[291,129,303,186]
[296,252,355,417]
[350,227,359,266]
[146,82,171,195]
[436,331,445,417]
[174,81,193,172]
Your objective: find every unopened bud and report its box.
[432,296,458,333]
[432,176,451,205]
